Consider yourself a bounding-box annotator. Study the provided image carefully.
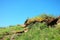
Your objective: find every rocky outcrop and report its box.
[24,16,60,27]
[57,19,60,23]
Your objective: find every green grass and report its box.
[0,22,60,40]
[0,14,60,40]
[0,23,60,40]
[14,22,60,40]
[0,25,24,39]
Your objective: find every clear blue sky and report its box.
[0,0,60,27]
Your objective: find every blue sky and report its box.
[0,0,60,27]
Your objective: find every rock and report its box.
[47,16,60,26]
[24,16,60,27]
[43,18,56,26]
[47,18,58,26]
[57,16,60,19]
[21,24,26,28]
[57,19,60,23]
[24,28,28,32]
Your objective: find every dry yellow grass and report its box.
[35,17,45,22]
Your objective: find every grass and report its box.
[14,22,60,40]
[0,23,60,40]
[0,25,24,39]
[0,14,60,40]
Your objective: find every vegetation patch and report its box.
[0,14,60,40]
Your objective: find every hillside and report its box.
[0,14,60,40]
